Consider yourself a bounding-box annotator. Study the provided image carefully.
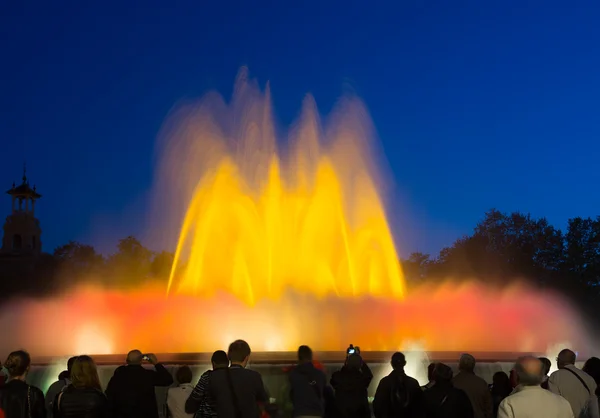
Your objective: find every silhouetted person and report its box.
[46,357,77,418]
[498,356,572,418]
[289,345,326,418]
[583,357,600,412]
[583,357,600,396]
[53,355,108,418]
[105,350,173,418]
[208,340,269,418]
[452,354,492,418]
[330,354,373,418]
[186,351,229,418]
[0,350,46,418]
[373,352,423,418]
[421,363,436,391]
[549,349,599,418]
[166,366,194,418]
[489,372,511,417]
[422,363,473,418]
[0,360,5,388]
[539,357,552,390]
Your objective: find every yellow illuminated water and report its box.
[166,145,405,304]
[165,70,405,304]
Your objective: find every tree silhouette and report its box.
[53,241,104,277]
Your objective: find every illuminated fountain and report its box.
[0,69,591,360]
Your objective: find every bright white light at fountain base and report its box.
[544,341,581,375]
[75,324,114,355]
[41,356,71,393]
[375,342,431,386]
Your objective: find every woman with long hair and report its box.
[53,356,107,418]
[0,350,46,418]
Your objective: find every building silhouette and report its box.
[2,166,42,256]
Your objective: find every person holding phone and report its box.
[105,350,174,418]
[330,345,373,418]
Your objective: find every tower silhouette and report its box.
[2,164,42,255]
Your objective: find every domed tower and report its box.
[2,165,42,256]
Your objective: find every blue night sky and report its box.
[1,0,599,257]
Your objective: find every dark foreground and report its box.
[26,351,556,418]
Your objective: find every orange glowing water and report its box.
[0,69,590,357]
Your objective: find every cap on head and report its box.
[459,354,476,372]
[391,352,406,370]
[126,350,143,365]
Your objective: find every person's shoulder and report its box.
[47,379,62,389]
[539,388,573,406]
[245,368,263,379]
[405,374,420,385]
[30,384,45,398]
[113,365,128,375]
[472,373,488,385]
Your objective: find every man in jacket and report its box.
[330,353,373,418]
[548,349,599,418]
[208,340,269,418]
[289,345,327,418]
[452,354,492,418]
[373,352,423,418]
[105,350,174,418]
[498,356,573,418]
[422,363,473,418]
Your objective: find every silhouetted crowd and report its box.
[1,342,600,418]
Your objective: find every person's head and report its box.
[583,357,600,385]
[346,354,362,370]
[458,354,476,373]
[176,366,193,385]
[432,363,453,383]
[391,352,406,371]
[557,349,576,369]
[298,345,313,363]
[427,363,437,382]
[60,356,77,380]
[126,350,143,366]
[4,350,31,379]
[514,356,543,386]
[491,371,511,395]
[211,350,229,370]
[67,356,77,372]
[228,340,251,366]
[71,355,101,390]
[538,357,551,376]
